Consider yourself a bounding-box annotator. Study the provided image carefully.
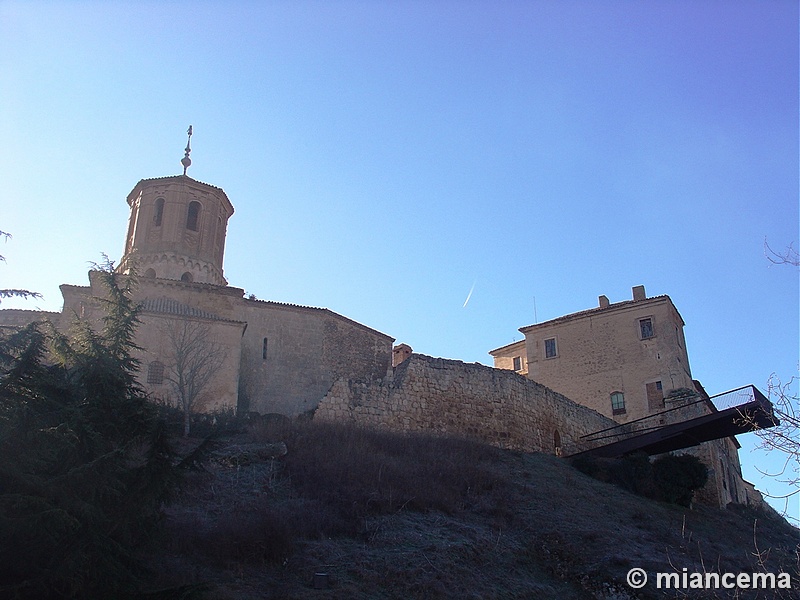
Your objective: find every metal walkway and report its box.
[567,385,777,459]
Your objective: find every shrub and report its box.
[652,454,708,507]
[571,452,707,507]
[282,422,510,532]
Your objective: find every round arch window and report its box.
[181,272,194,283]
[153,197,165,227]
[186,201,201,231]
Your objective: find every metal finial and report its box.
[181,125,193,175]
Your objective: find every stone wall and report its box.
[0,309,61,329]
[315,354,617,455]
[236,298,393,417]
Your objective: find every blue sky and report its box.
[1,1,797,517]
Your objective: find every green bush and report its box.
[571,452,707,507]
[652,454,708,507]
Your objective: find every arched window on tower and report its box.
[153,197,165,227]
[186,201,201,231]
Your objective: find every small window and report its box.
[553,430,562,456]
[611,392,626,415]
[646,380,664,410]
[262,337,268,360]
[512,356,522,371]
[544,338,557,359]
[639,317,654,339]
[181,272,193,283]
[153,197,165,227]
[147,361,165,385]
[144,268,156,278]
[186,201,201,231]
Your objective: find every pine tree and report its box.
[0,263,179,599]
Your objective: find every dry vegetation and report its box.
[141,420,800,600]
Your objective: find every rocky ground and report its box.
[139,422,800,599]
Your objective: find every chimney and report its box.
[392,343,413,367]
[632,285,646,301]
[598,295,610,309]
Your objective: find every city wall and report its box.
[315,354,618,455]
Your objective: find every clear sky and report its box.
[1,1,797,518]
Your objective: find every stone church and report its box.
[1,168,394,417]
[0,145,772,510]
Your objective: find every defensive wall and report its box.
[315,353,618,456]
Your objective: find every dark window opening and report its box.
[646,380,664,410]
[553,430,562,456]
[181,272,193,283]
[640,317,654,339]
[153,197,165,226]
[186,201,201,231]
[144,268,156,278]
[262,337,268,360]
[544,337,557,358]
[611,392,626,415]
[147,361,165,385]
[512,356,522,371]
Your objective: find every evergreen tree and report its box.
[0,264,179,599]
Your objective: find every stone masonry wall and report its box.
[315,354,618,455]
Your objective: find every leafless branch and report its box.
[739,375,800,504]
[163,319,227,436]
[764,239,800,267]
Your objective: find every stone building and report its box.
[490,285,692,423]
[489,285,752,507]
[0,169,394,417]
[0,149,765,509]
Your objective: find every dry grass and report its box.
[141,420,800,599]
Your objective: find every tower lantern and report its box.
[117,127,234,285]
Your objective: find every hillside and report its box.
[140,420,799,600]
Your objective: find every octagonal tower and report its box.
[117,174,234,285]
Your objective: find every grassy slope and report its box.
[144,422,800,600]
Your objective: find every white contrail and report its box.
[462,281,476,308]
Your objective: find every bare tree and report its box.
[163,319,226,437]
[765,238,799,267]
[757,375,799,501]
[751,239,800,512]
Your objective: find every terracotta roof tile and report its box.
[141,297,243,324]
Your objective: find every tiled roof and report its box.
[135,174,226,194]
[519,295,678,332]
[243,297,394,341]
[488,338,526,355]
[141,297,243,324]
